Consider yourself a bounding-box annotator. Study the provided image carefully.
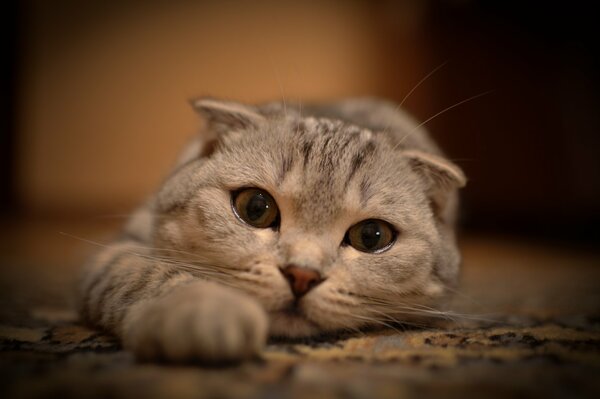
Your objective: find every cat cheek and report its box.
[422,280,445,297]
[253,228,278,244]
[154,220,183,247]
[338,246,362,263]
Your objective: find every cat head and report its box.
[152,98,466,337]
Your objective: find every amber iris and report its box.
[346,219,395,253]
[233,188,279,228]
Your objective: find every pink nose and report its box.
[280,265,323,298]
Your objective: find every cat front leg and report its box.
[122,280,268,362]
[78,239,268,362]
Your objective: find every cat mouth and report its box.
[268,300,321,336]
[281,301,304,317]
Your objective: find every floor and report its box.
[1,218,599,398]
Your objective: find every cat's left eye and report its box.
[344,219,396,253]
[232,188,279,228]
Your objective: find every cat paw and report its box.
[122,281,268,362]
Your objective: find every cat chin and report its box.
[268,311,322,337]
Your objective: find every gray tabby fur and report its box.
[78,97,466,362]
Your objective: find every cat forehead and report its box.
[215,116,420,226]
[227,115,391,183]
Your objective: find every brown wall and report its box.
[15,0,431,213]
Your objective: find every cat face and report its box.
[152,99,465,337]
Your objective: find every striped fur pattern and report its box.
[78,98,466,362]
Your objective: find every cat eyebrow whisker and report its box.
[377,61,449,139]
[269,56,287,118]
[399,61,449,108]
[393,90,493,152]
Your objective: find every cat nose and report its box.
[280,265,323,298]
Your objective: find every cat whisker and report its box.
[92,214,137,219]
[148,256,233,276]
[120,243,224,264]
[132,254,233,281]
[347,312,420,334]
[59,232,238,284]
[371,302,499,325]
[342,323,368,338]
[290,61,306,120]
[393,90,493,151]
[433,279,487,309]
[59,231,120,248]
[366,307,435,329]
[330,306,423,333]
[91,209,179,220]
[349,293,439,312]
[151,254,242,273]
[95,215,171,220]
[352,291,499,326]
[342,312,403,333]
[58,231,198,261]
[399,60,448,108]
[61,231,229,270]
[269,55,287,117]
[353,292,447,312]
[379,60,448,138]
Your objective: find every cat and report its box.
[78,97,466,362]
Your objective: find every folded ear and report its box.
[191,97,265,131]
[188,97,265,158]
[403,149,466,217]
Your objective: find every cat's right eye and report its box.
[344,219,396,253]
[232,188,279,228]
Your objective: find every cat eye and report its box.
[344,219,396,253]
[232,188,279,228]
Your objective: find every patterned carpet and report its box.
[1,220,599,398]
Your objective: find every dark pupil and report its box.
[360,221,382,249]
[246,193,268,221]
